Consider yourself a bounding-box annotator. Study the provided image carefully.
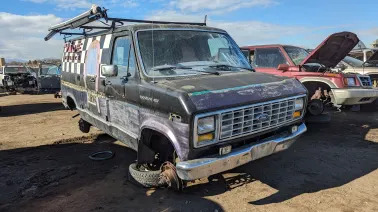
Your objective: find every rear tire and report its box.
[128,163,161,188]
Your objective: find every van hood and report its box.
[301,32,359,68]
[157,72,307,111]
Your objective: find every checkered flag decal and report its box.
[61,34,112,75]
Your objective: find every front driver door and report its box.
[104,33,140,139]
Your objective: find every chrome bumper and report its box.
[176,123,307,181]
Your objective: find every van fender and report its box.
[139,115,190,161]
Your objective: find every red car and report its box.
[242,32,378,115]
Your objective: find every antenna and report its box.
[151,20,155,83]
[204,15,207,26]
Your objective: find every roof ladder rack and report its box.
[44,5,107,41]
[45,5,207,41]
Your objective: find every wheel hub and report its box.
[159,161,183,191]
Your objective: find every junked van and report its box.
[45,5,308,190]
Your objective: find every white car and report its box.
[0,65,37,92]
[338,51,378,87]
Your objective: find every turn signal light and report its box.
[293,111,301,118]
[198,133,214,142]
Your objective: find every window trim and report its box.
[111,35,134,77]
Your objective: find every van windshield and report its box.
[137,30,251,76]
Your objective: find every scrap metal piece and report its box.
[89,151,114,161]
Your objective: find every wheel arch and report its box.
[137,120,186,164]
[66,93,77,110]
[299,77,338,89]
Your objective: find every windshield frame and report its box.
[283,45,310,66]
[135,28,252,78]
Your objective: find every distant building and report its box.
[372,39,378,48]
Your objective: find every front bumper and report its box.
[332,88,378,105]
[176,122,307,181]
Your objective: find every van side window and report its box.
[254,48,287,68]
[112,36,133,76]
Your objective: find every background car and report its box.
[337,51,378,87]
[35,63,61,93]
[242,32,378,115]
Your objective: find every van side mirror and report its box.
[101,65,118,77]
[277,64,289,72]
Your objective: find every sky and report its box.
[0,0,377,60]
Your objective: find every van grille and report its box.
[359,76,372,87]
[220,98,300,140]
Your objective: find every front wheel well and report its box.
[302,81,332,100]
[137,128,176,169]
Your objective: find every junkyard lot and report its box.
[0,95,377,212]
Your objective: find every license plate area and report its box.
[219,145,232,156]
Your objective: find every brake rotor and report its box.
[159,161,183,191]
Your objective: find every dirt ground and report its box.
[0,94,377,212]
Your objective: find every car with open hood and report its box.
[337,51,378,87]
[0,65,37,93]
[242,32,378,115]
[45,5,308,190]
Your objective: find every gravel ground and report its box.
[0,94,377,212]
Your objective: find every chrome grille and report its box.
[220,98,298,140]
[359,76,372,87]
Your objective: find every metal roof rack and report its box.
[45,5,207,41]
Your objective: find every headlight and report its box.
[195,116,216,148]
[197,116,215,134]
[344,77,356,86]
[294,98,304,110]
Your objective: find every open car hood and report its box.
[301,32,359,68]
[365,50,378,65]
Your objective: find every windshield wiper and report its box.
[209,64,233,70]
[151,64,220,75]
[209,64,255,72]
[188,69,220,75]
[151,64,192,72]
